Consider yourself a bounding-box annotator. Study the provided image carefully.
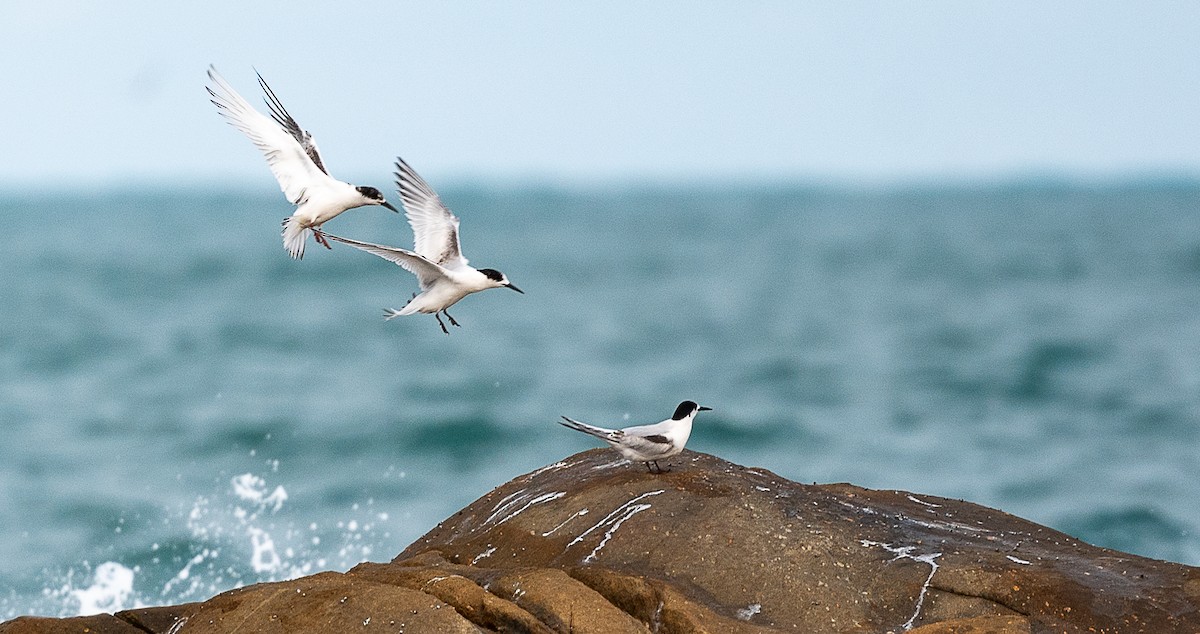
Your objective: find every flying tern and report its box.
[316,157,522,333]
[558,401,712,473]
[205,66,397,259]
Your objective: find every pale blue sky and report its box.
[3,1,1199,188]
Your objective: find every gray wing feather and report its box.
[395,158,468,269]
[618,434,676,459]
[319,231,448,290]
[206,66,329,205]
[257,70,328,175]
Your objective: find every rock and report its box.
[0,614,147,634]
[3,449,1199,633]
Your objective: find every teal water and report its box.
[2,181,1199,617]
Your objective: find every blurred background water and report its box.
[2,181,1199,617]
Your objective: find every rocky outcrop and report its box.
[3,449,1199,633]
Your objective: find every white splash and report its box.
[735,603,762,621]
[231,473,288,512]
[1006,555,1031,565]
[569,490,664,563]
[860,540,942,631]
[72,562,135,616]
[21,463,394,618]
[248,527,282,574]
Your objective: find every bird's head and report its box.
[356,185,398,212]
[672,400,712,421]
[479,268,524,294]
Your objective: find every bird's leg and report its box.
[434,312,450,335]
[646,462,658,474]
[312,228,332,249]
[442,309,461,327]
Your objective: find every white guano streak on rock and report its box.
[472,546,497,565]
[907,495,941,508]
[483,489,529,525]
[903,516,992,535]
[568,490,665,563]
[480,488,566,531]
[583,502,653,563]
[736,603,762,621]
[859,540,942,631]
[493,492,566,528]
[542,508,589,537]
[529,461,570,478]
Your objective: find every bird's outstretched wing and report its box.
[319,231,447,290]
[256,70,328,176]
[206,66,330,205]
[394,157,468,270]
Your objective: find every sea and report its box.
[2,179,1199,618]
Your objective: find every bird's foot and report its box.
[313,229,332,249]
[434,312,450,335]
[646,461,670,474]
[443,310,461,327]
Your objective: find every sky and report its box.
[2,1,1200,189]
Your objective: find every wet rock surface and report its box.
[4,449,1199,633]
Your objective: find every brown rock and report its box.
[396,449,1200,632]
[154,570,479,633]
[0,614,146,634]
[4,449,1199,633]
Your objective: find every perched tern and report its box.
[558,401,712,473]
[316,157,523,334]
[205,66,397,259]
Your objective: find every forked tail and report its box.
[559,416,621,443]
[281,216,308,259]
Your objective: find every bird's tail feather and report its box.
[559,417,621,443]
[281,216,308,260]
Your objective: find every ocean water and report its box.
[2,180,1199,618]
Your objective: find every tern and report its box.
[316,157,523,334]
[558,401,712,473]
[205,66,397,259]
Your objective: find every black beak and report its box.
[506,283,524,294]
[381,201,399,213]
[698,406,713,411]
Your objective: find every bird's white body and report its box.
[206,66,395,259]
[559,401,711,472]
[391,266,503,316]
[318,157,522,333]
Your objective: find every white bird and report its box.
[559,401,712,473]
[205,66,397,259]
[316,157,523,333]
